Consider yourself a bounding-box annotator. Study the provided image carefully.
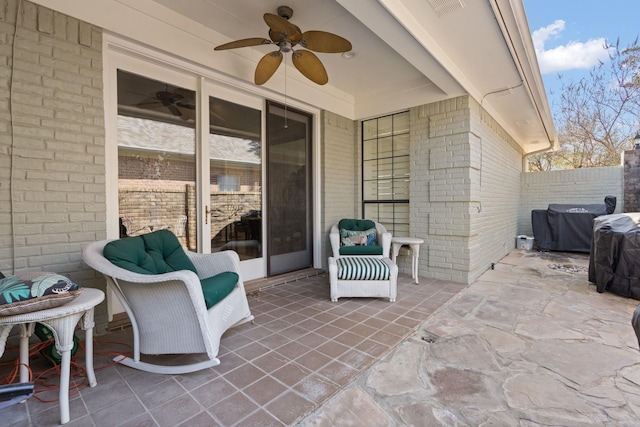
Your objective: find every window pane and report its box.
[378,179,393,200]
[393,179,410,199]
[378,116,392,137]
[363,159,378,180]
[378,137,393,158]
[393,112,410,134]
[394,134,409,153]
[363,181,378,199]
[393,156,410,178]
[117,70,196,250]
[363,120,378,141]
[363,139,378,160]
[378,158,393,180]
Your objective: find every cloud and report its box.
[532,19,612,74]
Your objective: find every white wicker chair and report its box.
[82,235,254,374]
[328,219,397,302]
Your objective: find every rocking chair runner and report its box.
[82,230,254,374]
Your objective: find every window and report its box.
[362,111,410,235]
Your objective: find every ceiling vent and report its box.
[427,0,465,17]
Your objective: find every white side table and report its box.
[0,288,105,424]
[391,237,424,284]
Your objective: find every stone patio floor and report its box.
[299,250,640,426]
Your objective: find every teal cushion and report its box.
[339,245,383,256]
[200,272,238,308]
[338,219,376,232]
[104,229,197,275]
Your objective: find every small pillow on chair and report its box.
[340,227,377,247]
[0,272,82,316]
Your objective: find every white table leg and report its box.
[84,327,97,387]
[59,349,71,424]
[18,323,34,383]
[411,243,420,284]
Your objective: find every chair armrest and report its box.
[329,224,341,258]
[380,232,391,258]
[186,250,241,279]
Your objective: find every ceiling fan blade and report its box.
[300,31,352,53]
[264,13,301,43]
[255,51,283,85]
[167,103,182,117]
[292,50,328,85]
[214,38,272,50]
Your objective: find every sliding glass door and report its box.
[266,101,313,275]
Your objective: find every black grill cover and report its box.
[532,202,609,252]
[589,213,640,299]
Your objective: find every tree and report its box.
[528,38,640,171]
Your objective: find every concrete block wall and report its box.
[519,166,623,236]
[320,110,357,268]
[0,0,108,330]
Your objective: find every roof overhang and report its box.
[29,0,557,153]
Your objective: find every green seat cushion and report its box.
[200,272,238,308]
[338,219,376,232]
[339,245,384,256]
[104,229,197,275]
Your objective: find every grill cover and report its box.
[589,213,640,300]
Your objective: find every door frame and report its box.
[104,33,324,285]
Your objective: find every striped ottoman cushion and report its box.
[336,257,390,280]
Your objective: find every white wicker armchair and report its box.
[82,232,253,374]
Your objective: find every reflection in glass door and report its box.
[208,97,262,261]
[266,101,312,275]
[116,70,197,249]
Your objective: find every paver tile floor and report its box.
[2,249,640,426]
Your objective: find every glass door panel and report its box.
[208,97,262,261]
[266,102,312,275]
[116,70,197,249]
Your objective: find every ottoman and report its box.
[329,257,398,302]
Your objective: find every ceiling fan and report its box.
[137,86,195,119]
[214,5,352,85]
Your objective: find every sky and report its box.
[522,0,640,112]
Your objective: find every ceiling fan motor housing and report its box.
[278,6,293,20]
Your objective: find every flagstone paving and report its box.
[300,250,640,426]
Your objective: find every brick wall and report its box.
[519,166,623,235]
[0,1,108,330]
[409,97,523,284]
[320,111,357,267]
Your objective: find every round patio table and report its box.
[391,237,424,284]
[0,288,105,424]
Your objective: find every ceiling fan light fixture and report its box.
[214,6,351,85]
[341,51,355,59]
[279,40,292,53]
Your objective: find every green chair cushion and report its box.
[338,219,376,232]
[200,272,238,309]
[104,229,197,275]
